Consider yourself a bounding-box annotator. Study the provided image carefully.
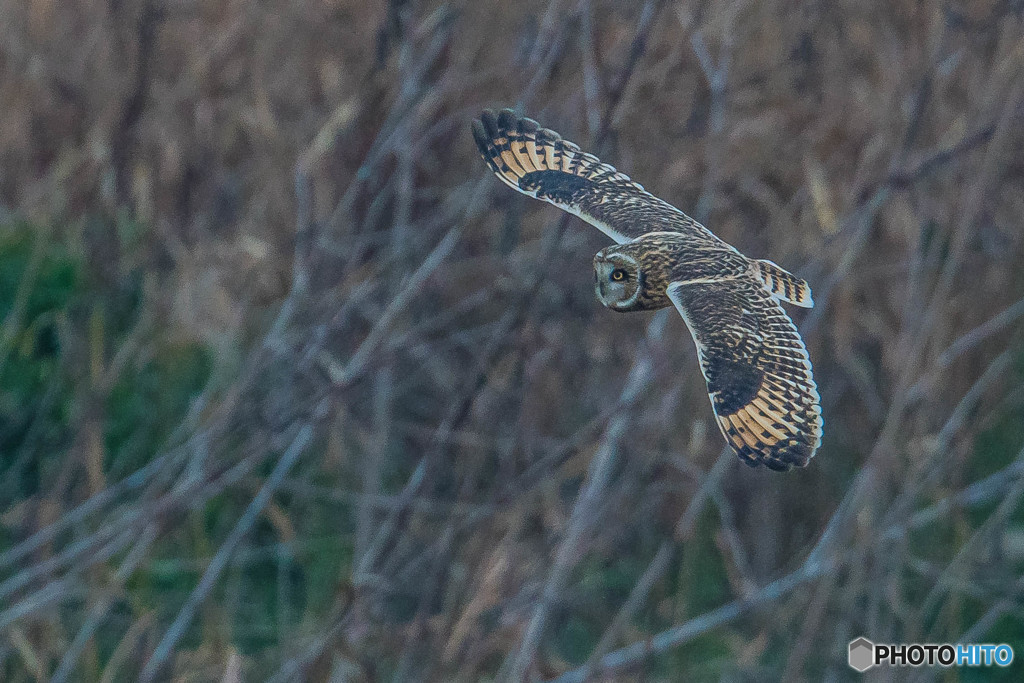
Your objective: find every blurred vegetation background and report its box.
[2,0,1024,680]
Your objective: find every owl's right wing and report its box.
[667,276,823,470]
[472,109,726,247]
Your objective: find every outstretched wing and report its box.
[668,277,822,470]
[471,109,725,247]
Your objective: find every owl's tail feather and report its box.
[755,259,813,308]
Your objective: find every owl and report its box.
[471,109,823,471]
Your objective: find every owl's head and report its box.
[593,248,644,311]
[594,241,675,312]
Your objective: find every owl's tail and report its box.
[755,259,813,308]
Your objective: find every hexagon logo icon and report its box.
[848,637,875,672]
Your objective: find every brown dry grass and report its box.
[2,0,1024,680]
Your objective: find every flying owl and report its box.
[471,109,823,471]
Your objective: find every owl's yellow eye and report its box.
[611,268,627,282]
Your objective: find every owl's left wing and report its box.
[667,277,823,470]
[472,109,725,247]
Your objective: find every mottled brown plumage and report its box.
[473,109,823,470]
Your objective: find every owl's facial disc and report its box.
[594,251,641,310]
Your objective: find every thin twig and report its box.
[139,422,316,681]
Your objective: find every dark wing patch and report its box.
[668,278,823,471]
[472,109,726,246]
[519,170,592,207]
[704,355,763,416]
